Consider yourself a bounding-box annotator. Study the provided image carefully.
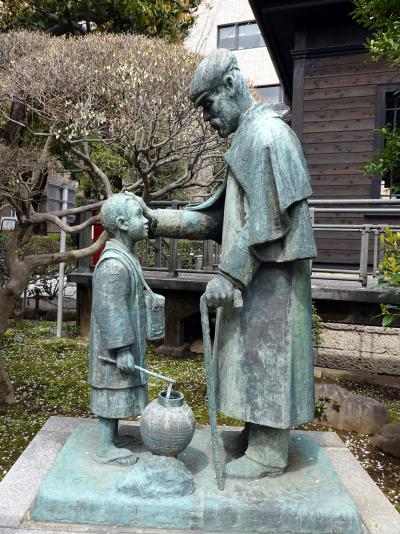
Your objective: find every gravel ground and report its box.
[304,377,400,512]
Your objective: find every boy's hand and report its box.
[116,350,136,374]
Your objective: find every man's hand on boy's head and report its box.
[130,194,153,221]
[116,349,136,374]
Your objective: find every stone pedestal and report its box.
[31,422,363,533]
[1,417,400,534]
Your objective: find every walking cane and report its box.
[200,288,243,491]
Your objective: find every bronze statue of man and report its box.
[140,49,317,479]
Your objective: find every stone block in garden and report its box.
[370,422,400,458]
[315,384,391,434]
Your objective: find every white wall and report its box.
[185,0,279,87]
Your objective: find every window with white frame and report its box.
[218,21,264,51]
[256,85,283,104]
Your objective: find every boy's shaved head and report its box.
[100,193,140,237]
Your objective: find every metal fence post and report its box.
[309,207,315,226]
[56,185,69,338]
[155,237,162,267]
[372,229,380,278]
[359,227,369,287]
[168,201,179,276]
[77,200,94,273]
[309,207,316,274]
[203,240,213,270]
[214,243,221,269]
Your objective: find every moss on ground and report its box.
[0,321,241,480]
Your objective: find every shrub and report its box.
[0,233,74,297]
[377,228,400,326]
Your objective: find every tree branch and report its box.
[0,110,51,137]
[25,231,108,269]
[46,201,103,218]
[24,212,100,234]
[60,139,112,197]
[30,134,53,191]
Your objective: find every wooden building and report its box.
[250,0,400,266]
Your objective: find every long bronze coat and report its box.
[155,104,317,428]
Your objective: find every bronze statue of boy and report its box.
[88,193,150,465]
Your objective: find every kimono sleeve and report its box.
[151,182,225,243]
[219,223,261,287]
[92,258,135,351]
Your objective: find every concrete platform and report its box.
[0,417,399,534]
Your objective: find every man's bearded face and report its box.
[199,87,241,138]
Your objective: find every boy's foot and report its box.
[93,446,138,465]
[224,455,284,479]
[114,434,137,448]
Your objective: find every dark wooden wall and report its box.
[302,53,400,198]
[292,51,400,265]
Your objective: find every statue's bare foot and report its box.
[224,455,284,479]
[93,446,138,465]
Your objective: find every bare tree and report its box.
[1,33,225,199]
[0,141,107,403]
[0,31,225,403]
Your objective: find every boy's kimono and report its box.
[88,239,148,418]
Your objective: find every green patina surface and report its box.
[31,422,363,533]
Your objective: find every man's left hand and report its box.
[204,274,234,308]
[129,194,154,221]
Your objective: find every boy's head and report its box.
[100,193,149,242]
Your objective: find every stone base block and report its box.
[30,422,363,533]
[2,417,400,534]
[156,343,190,358]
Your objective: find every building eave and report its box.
[249,0,367,103]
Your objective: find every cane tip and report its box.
[217,479,225,491]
